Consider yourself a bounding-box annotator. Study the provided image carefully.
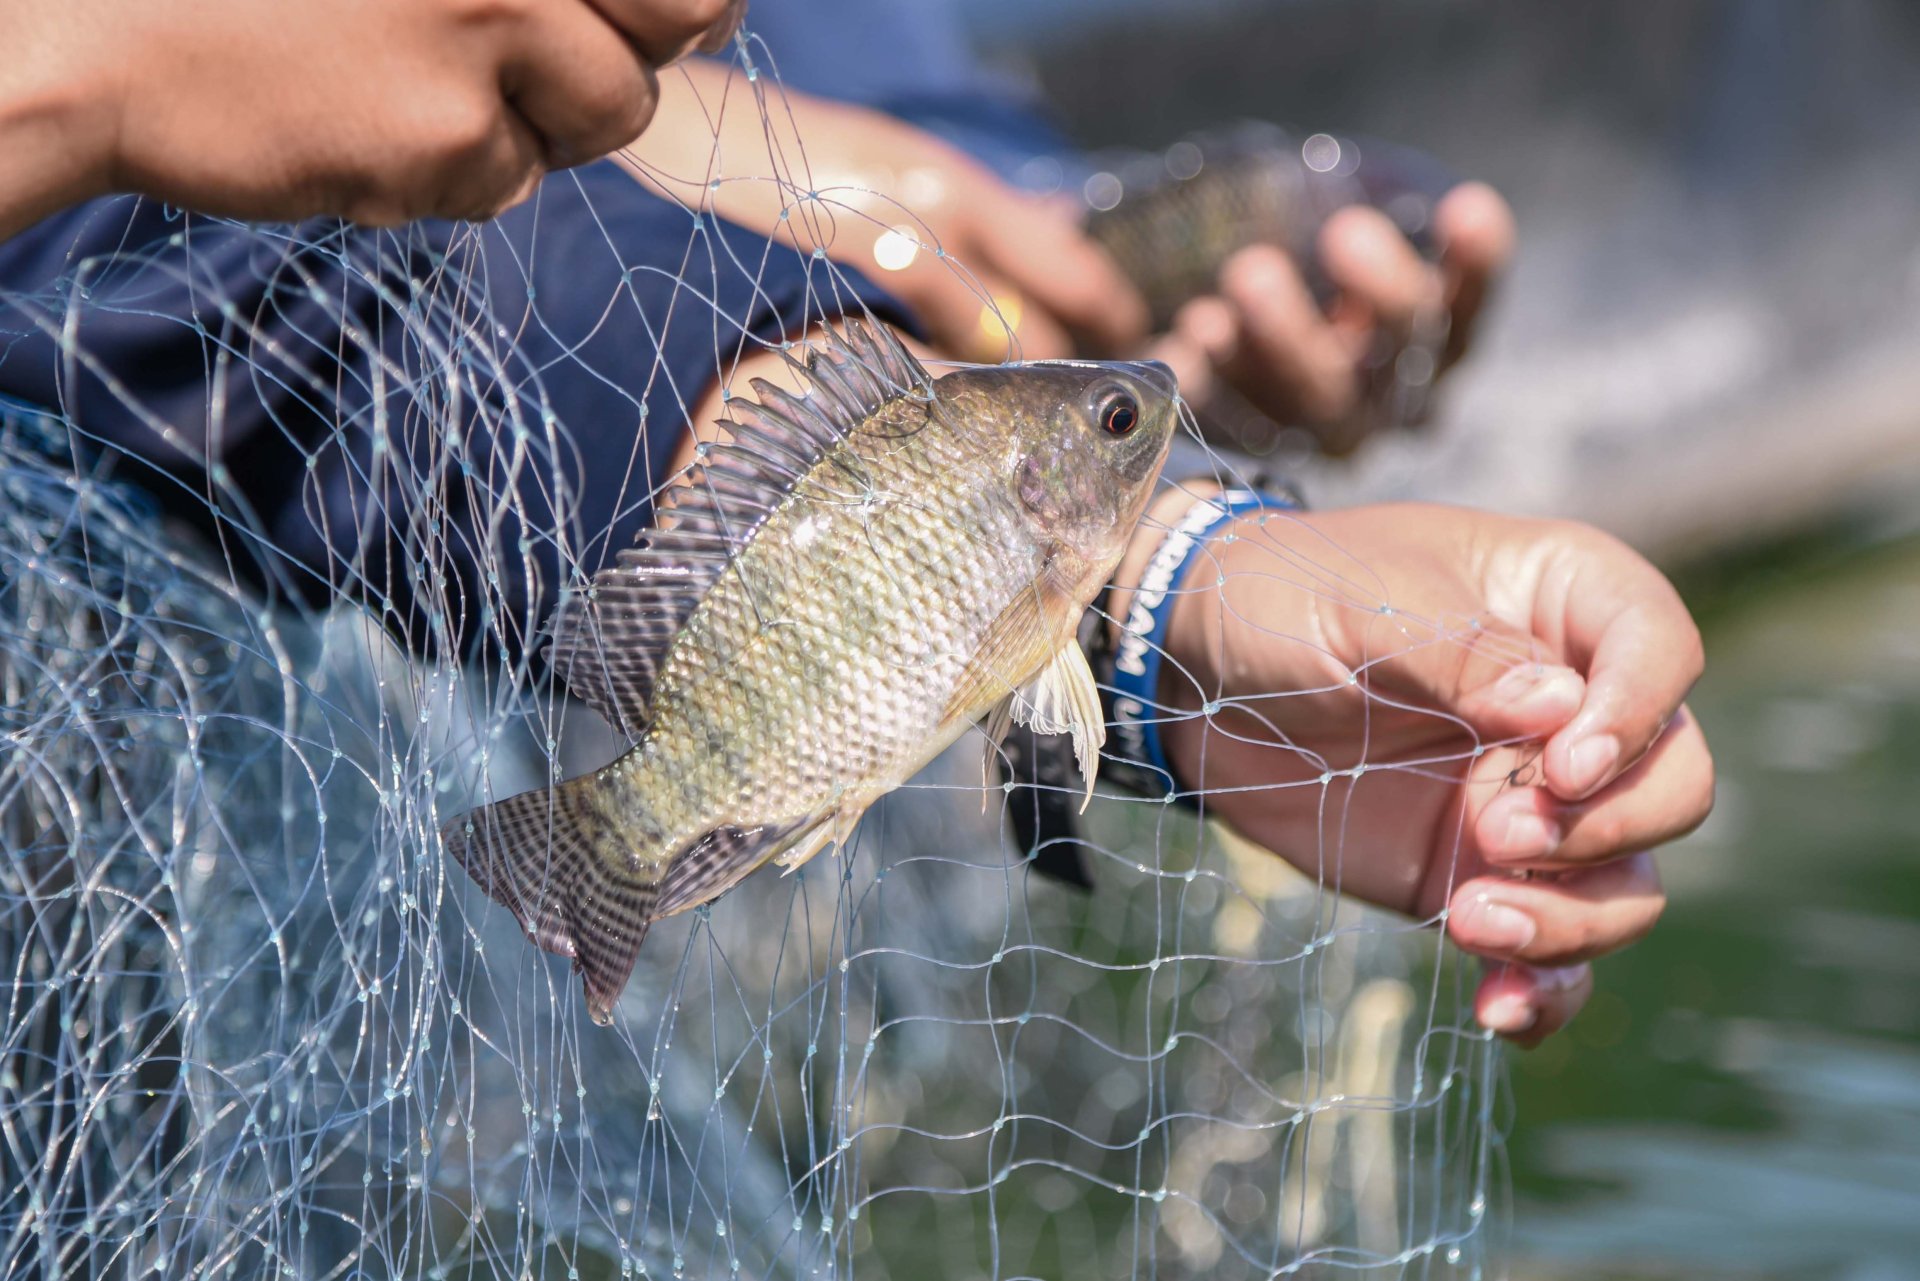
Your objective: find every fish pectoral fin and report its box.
[441,776,661,1027]
[941,579,1076,725]
[1011,642,1107,814]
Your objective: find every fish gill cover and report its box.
[0,27,1503,1281]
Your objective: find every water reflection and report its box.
[1525,1026,1920,1277]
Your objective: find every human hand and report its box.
[1152,183,1514,455]
[0,0,744,238]
[1116,492,1711,1044]
[622,60,1148,362]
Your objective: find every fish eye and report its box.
[1098,391,1140,437]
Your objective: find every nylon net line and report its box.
[0,32,1504,1281]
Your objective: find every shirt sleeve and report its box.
[0,160,918,665]
[737,0,1079,187]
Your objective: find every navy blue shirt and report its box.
[0,161,911,662]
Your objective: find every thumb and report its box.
[1452,653,1586,744]
[1354,609,1585,744]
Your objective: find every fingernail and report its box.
[1481,993,1537,1036]
[1499,810,1561,861]
[1565,733,1620,797]
[1460,895,1536,951]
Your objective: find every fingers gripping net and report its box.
[1,37,1506,1280]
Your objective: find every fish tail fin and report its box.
[442,776,661,1025]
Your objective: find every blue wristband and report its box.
[1108,489,1298,797]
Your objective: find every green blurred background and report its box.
[965,2,1920,1274]
[1503,534,1920,1279]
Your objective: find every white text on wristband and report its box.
[1109,489,1297,793]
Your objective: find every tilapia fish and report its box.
[443,322,1177,1022]
[1084,125,1450,330]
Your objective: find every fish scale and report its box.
[443,322,1177,1023]
[647,436,1005,813]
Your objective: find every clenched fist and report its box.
[0,0,744,238]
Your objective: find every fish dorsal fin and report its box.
[790,316,932,428]
[545,320,932,740]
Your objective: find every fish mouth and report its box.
[1121,359,1179,398]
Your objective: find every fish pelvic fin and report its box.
[1011,642,1107,813]
[442,776,662,1026]
[945,582,1104,814]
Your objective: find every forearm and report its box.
[1104,481,1239,700]
[1105,485,1217,639]
[1098,478,1348,799]
[0,25,111,242]
[618,58,891,245]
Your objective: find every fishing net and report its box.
[1,29,1504,1281]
